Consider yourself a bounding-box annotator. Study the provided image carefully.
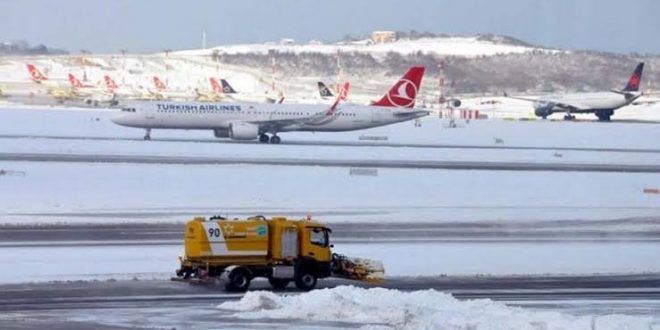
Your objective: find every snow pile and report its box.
[218,286,652,330]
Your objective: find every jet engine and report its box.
[228,122,259,140]
[447,99,461,108]
[534,107,553,118]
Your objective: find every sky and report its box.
[2,0,660,55]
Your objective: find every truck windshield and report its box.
[309,228,329,247]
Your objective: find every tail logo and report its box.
[105,76,118,90]
[387,79,418,108]
[210,78,222,93]
[629,74,640,90]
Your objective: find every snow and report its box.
[0,107,658,224]
[176,37,551,58]
[0,244,178,283]
[218,286,655,329]
[3,241,660,284]
[2,161,658,224]
[334,242,660,276]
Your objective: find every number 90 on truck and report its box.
[174,215,384,292]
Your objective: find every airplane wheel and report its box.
[563,115,575,121]
[259,134,269,143]
[270,135,281,144]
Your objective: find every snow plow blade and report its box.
[331,254,384,284]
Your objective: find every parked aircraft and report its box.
[505,63,645,121]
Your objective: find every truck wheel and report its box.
[225,268,251,292]
[294,271,317,291]
[268,277,290,290]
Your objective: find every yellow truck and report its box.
[175,215,384,291]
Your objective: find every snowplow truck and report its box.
[175,215,384,292]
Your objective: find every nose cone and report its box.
[111,114,131,127]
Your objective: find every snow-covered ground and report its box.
[218,286,657,330]
[0,107,658,223]
[1,161,658,224]
[3,241,660,284]
[0,106,658,282]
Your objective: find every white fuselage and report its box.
[536,92,641,113]
[112,101,428,133]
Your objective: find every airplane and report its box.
[221,78,283,103]
[68,73,95,89]
[26,64,48,83]
[150,76,193,100]
[195,77,224,102]
[67,73,117,106]
[220,79,237,94]
[25,64,84,103]
[318,81,334,98]
[111,66,429,144]
[104,75,164,101]
[505,62,645,121]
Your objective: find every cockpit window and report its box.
[121,108,136,112]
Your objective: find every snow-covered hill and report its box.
[177,36,551,58]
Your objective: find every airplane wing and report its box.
[503,93,539,103]
[504,92,588,111]
[251,82,350,131]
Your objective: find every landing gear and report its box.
[259,133,269,143]
[269,135,281,144]
[595,110,613,122]
[563,114,576,121]
[143,129,151,141]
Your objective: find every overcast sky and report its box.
[2,0,659,54]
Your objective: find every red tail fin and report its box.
[153,76,166,91]
[372,66,425,108]
[210,78,222,94]
[104,75,118,91]
[68,74,83,89]
[26,64,47,82]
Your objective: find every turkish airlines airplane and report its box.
[26,64,50,84]
[67,73,117,106]
[194,77,224,102]
[505,62,645,121]
[104,75,166,101]
[112,66,428,143]
[150,76,193,100]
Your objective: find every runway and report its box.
[2,219,659,247]
[3,275,660,312]
[3,151,660,172]
[2,133,660,154]
[1,275,659,329]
